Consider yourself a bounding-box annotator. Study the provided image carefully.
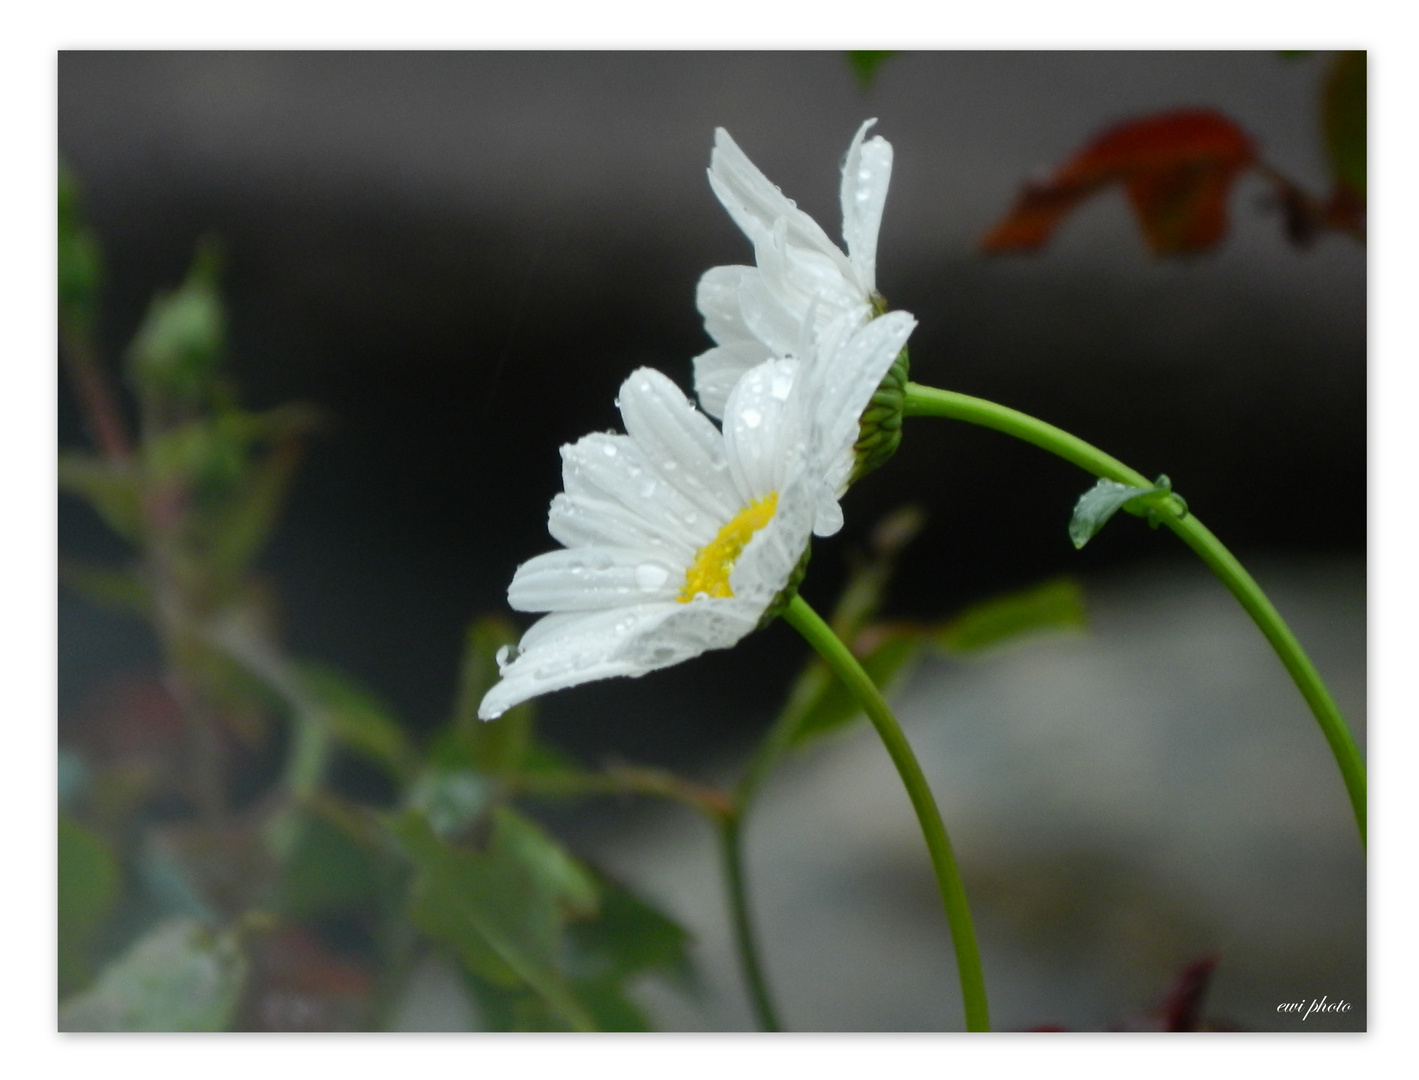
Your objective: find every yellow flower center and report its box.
[678,493,778,602]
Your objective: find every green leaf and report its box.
[450,616,533,776]
[470,975,651,1032]
[275,816,387,919]
[297,664,416,781]
[934,577,1087,656]
[58,814,121,995]
[58,165,103,339]
[566,875,692,986]
[846,51,900,89]
[58,560,149,614]
[143,416,246,499]
[1068,475,1173,549]
[58,918,246,1031]
[204,442,299,573]
[787,628,925,750]
[57,452,143,542]
[390,808,598,1031]
[1324,51,1366,198]
[126,240,225,406]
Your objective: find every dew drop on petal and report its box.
[635,563,670,591]
[742,408,762,429]
[602,443,618,457]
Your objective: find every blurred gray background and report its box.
[58,51,1365,1030]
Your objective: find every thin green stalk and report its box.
[782,595,991,1032]
[901,382,1365,845]
[718,815,783,1032]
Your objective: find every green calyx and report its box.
[851,331,910,484]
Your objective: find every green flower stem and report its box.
[718,814,783,1032]
[901,382,1366,845]
[783,594,991,1032]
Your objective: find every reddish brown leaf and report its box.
[981,109,1257,256]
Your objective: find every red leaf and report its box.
[981,109,1258,256]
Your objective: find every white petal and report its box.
[742,223,866,357]
[620,598,763,668]
[693,342,770,420]
[477,597,764,719]
[616,368,740,521]
[811,492,845,538]
[708,128,852,278]
[839,120,893,296]
[477,605,678,718]
[560,432,716,550]
[508,547,681,612]
[737,264,805,360]
[697,265,761,347]
[805,309,917,514]
[730,468,815,601]
[722,358,803,504]
[547,492,693,563]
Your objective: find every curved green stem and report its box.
[783,594,991,1032]
[718,815,783,1032]
[902,382,1365,845]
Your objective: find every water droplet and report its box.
[495,644,517,672]
[602,443,618,457]
[742,408,762,429]
[635,563,670,591]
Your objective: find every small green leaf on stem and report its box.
[1069,475,1175,549]
[59,918,247,1031]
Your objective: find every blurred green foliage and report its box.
[57,175,693,1031]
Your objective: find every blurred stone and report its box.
[579,559,1364,1031]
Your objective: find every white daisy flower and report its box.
[694,119,895,420]
[478,309,916,720]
